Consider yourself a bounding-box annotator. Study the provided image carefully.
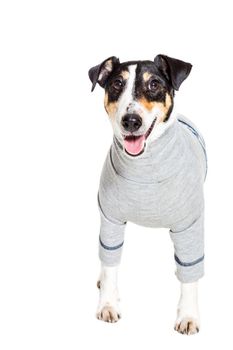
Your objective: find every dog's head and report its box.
[89,55,192,157]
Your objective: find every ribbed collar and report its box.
[110,117,186,184]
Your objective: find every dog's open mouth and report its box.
[123,117,157,156]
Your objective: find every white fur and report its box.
[148,110,176,142]
[109,64,137,141]
[96,265,121,319]
[97,265,200,331]
[175,281,200,331]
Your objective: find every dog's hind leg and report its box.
[96,265,121,322]
[169,213,204,334]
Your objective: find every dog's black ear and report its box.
[88,56,120,92]
[154,54,192,91]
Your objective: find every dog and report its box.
[88,55,207,335]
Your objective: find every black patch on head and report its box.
[105,61,139,103]
[134,61,173,102]
[133,61,174,120]
[105,66,129,103]
[105,60,175,121]
[89,55,192,122]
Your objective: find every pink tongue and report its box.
[123,135,145,155]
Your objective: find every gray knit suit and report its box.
[98,115,207,283]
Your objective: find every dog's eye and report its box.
[149,79,158,91]
[112,78,124,90]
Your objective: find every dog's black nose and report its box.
[121,114,142,132]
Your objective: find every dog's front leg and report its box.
[96,203,126,323]
[96,265,121,322]
[175,281,200,335]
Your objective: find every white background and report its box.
[0,0,232,349]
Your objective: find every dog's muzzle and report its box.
[120,114,157,157]
[121,113,145,156]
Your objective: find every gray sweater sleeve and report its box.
[98,194,126,266]
[170,211,204,283]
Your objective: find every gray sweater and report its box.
[98,115,207,283]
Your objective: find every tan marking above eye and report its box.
[143,72,152,82]
[104,92,118,117]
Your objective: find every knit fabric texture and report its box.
[98,115,207,283]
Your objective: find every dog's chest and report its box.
[98,116,206,230]
[113,169,203,228]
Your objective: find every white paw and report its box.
[175,317,200,335]
[97,304,121,323]
[96,266,121,323]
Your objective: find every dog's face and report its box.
[89,55,192,157]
